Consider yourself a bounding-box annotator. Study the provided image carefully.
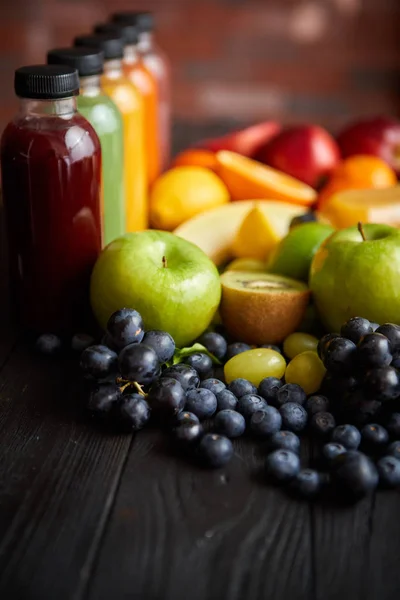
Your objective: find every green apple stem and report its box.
[358,222,367,241]
[162,255,168,268]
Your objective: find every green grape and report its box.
[285,351,326,395]
[283,332,318,360]
[224,348,286,386]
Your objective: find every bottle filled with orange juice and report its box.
[112,12,171,171]
[75,34,147,231]
[94,22,161,187]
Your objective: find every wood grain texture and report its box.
[0,343,132,600]
[86,432,313,600]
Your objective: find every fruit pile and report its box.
[149,116,400,247]
[45,306,400,501]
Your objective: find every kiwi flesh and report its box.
[220,271,310,345]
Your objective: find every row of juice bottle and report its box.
[0,11,171,334]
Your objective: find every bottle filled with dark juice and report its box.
[0,65,102,334]
[47,47,126,246]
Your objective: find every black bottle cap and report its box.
[74,34,124,60]
[112,11,154,33]
[47,47,104,77]
[14,65,79,99]
[94,22,139,46]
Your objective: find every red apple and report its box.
[256,125,340,189]
[337,116,400,175]
[198,121,281,158]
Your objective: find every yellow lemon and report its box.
[150,166,230,230]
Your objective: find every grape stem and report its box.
[358,222,367,241]
[116,378,147,397]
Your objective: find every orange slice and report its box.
[216,150,317,207]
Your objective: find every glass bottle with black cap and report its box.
[47,46,126,246]
[94,22,161,187]
[75,33,147,232]
[0,65,102,334]
[112,11,171,170]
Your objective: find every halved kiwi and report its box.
[220,271,310,345]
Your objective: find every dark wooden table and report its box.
[1,124,400,600]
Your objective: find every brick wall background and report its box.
[0,0,399,140]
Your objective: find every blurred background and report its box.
[0,0,399,144]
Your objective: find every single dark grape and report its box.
[197,332,227,361]
[81,345,118,380]
[119,343,160,385]
[322,442,347,467]
[386,441,400,460]
[147,377,186,417]
[276,383,306,407]
[279,402,308,433]
[290,469,323,498]
[185,388,217,420]
[225,342,251,361]
[310,411,336,439]
[360,423,389,451]
[305,395,330,416]
[184,353,213,377]
[258,377,283,405]
[377,455,400,487]
[237,394,268,420]
[173,419,203,446]
[357,333,392,369]
[332,451,378,497]
[250,407,282,437]
[216,389,238,411]
[198,433,234,468]
[331,424,361,450]
[317,333,341,361]
[118,394,151,431]
[266,449,300,483]
[323,337,357,373]
[88,382,121,415]
[175,411,200,425]
[214,410,246,438]
[107,308,144,350]
[290,212,317,228]
[321,372,358,400]
[162,364,200,392]
[200,378,226,395]
[376,323,400,353]
[71,333,94,353]
[340,317,372,344]
[36,333,62,355]
[227,378,257,398]
[142,330,175,363]
[267,430,300,454]
[363,366,400,402]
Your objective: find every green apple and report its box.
[267,222,334,281]
[309,223,400,332]
[90,230,221,347]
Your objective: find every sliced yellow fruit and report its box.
[318,185,400,229]
[174,200,307,265]
[231,205,280,260]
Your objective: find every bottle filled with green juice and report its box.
[47,47,126,246]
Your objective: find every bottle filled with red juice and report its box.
[112,11,171,170]
[0,65,102,334]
